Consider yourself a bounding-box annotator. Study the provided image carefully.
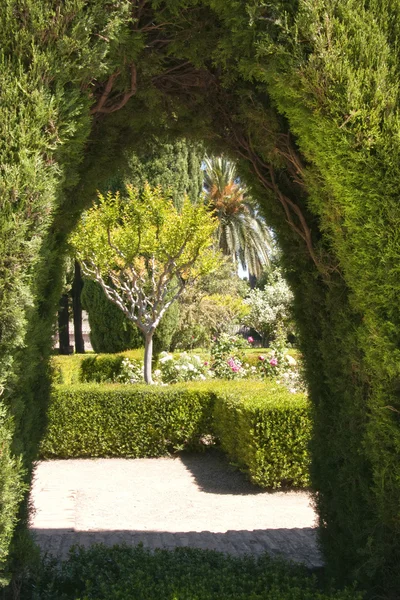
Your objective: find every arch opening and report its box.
[1,2,400,596]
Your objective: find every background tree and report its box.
[82,136,204,353]
[71,262,85,354]
[126,137,204,210]
[71,184,220,383]
[81,279,142,353]
[171,260,249,349]
[204,156,273,279]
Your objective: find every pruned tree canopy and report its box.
[72,184,220,382]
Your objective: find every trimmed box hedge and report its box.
[212,384,311,488]
[41,383,214,458]
[41,381,311,489]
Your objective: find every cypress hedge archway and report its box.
[1,1,400,596]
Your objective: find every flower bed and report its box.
[73,334,306,393]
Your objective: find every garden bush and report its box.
[20,544,363,600]
[41,383,215,458]
[212,384,311,488]
[0,407,26,587]
[79,355,125,384]
[81,279,143,354]
[41,381,310,489]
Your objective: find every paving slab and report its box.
[29,452,322,567]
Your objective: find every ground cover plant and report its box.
[20,545,363,600]
[2,1,400,596]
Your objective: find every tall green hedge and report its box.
[0,407,26,587]
[1,1,400,596]
[81,280,143,354]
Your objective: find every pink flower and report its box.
[269,358,278,367]
[204,361,209,366]
[227,357,240,372]
[247,336,254,344]
[258,355,265,361]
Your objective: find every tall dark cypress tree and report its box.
[71,261,85,354]
[57,295,70,355]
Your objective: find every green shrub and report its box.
[41,383,215,458]
[21,544,363,600]
[41,381,310,488]
[51,350,146,386]
[0,406,26,586]
[81,279,143,353]
[153,300,180,357]
[50,354,87,385]
[79,355,125,384]
[213,384,311,488]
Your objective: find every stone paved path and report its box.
[29,452,323,568]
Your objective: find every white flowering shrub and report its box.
[256,337,307,394]
[97,338,306,393]
[156,352,211,384]
[244,270,294,344]
[116,357,144,384]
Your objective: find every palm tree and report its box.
[203,156,273,278]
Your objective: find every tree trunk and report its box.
[58,294,70,355]
[248,273,257,289]
[72,261,85,353]
[144,331,154,384]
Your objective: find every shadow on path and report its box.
[32,527,323,569]
[178,450,267,495]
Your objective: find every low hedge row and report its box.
[41,381,311,488]
[41,383,214,458]
[51,350,145,385]
[21,544,363,600]
[213,385,311,488]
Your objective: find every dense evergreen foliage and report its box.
[81,279,143,353]
[1,1,400,596]
[126,137,204,210]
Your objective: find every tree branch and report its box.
[90,64,137,115]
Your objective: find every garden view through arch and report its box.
[1,2,400,597]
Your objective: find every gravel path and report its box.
[29,452,322,568]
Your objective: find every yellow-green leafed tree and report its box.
[71,184,220,383]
